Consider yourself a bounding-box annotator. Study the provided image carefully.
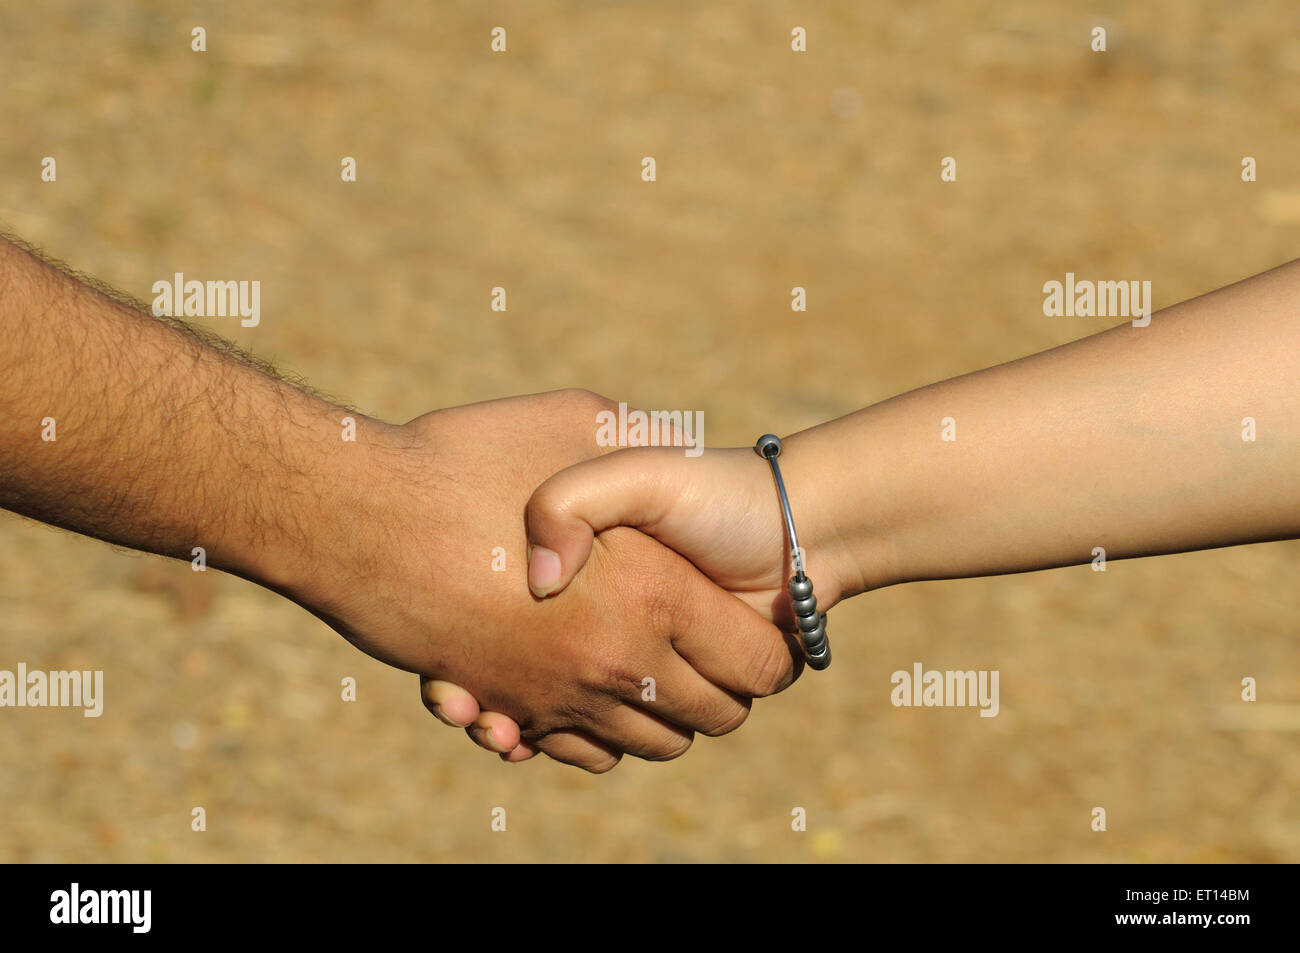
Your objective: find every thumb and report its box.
[526,446,684,598]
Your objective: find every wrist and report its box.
[781,420,899,603]
[226,395,409,608]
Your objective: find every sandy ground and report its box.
[1,1,1297,862]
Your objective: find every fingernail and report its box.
[528,545,562,597]
[479,726,509,754]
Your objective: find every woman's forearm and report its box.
[791,258,1300,595]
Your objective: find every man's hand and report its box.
[275,390,803,771]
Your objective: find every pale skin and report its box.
[0,234,806,773]
[442,256,1300,760]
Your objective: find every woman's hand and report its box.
[430,438,854,761]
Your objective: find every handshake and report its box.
[4,236,841,775]
[4,234,1296,776]
[296,389,851,774]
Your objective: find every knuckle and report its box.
[584,753,622,774]
[744,634,797,698]
[518,710,566,743]
[525,478,560,515]
[698,702,751,738]
[644,733,694,762]
[533,728,622,773]
[524,491,562,538]
[632,549,686,634]
[583,640,641,699]
[558,387,614,417]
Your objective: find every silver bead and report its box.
[754,433,783,459]
[792,595,818,617]
[802,618,828,651]
[797,611,822,633]
[788,577,814,600]
[804,634,831,671]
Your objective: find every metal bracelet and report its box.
[754,434,831,670]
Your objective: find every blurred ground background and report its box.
[1,0,1297,862]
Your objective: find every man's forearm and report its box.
[791,258,1300,594]
[0,236,382,594]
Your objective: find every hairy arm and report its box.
[0,234,368,593]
